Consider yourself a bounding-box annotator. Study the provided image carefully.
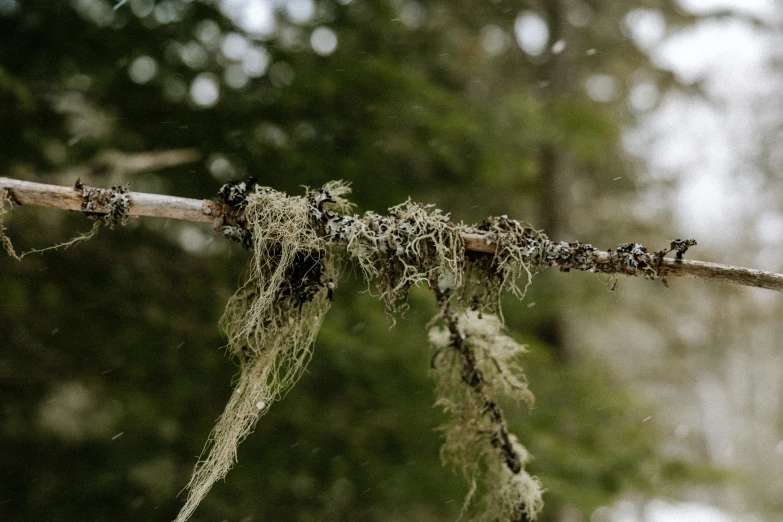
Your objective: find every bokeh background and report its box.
[1,0,782,521]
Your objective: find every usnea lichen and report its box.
[175,181,352,522]
[429,304,542,521]
[341,201,464,315]
[3,178,698,522]
[461,216,545,319]
[173,181,548,521]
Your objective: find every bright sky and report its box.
[605,499,735,522]
[611,1,778,520]
[626,0,782,269]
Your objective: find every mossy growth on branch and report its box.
[462,216,545,319]
[181,180,548,521]
[342,200,465,316]
[0,182,133,259]
[175,181,352,522]
[4,178,551,522]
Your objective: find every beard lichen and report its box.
[461,216,545,319]
[340,200,464,316]
[176,182,547,521]
[3,178,702,521]
[175,181,352,522]
[429,293,542,521]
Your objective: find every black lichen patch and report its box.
[215,178,261,249]
[218,177,258,208]
[667,238,698,261]
[74,178,130,229]
[281,250,329,310]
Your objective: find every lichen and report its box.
[177,185,552,521]
[429,306,543,521]
[665,238,697,262]
[4,177,699,522]
[1,180,135,262]
[0,191,20,260]
[175,181,352,522]
[463,216,545,318]
[339,200,464,316]
[215,177,258,248]
[74,178,131,229]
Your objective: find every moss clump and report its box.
[177,182,547,521]
[175,182,352,522]
[5,178,699,521]
[430,309,543,521]
[6,178,547,522]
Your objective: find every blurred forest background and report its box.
[1,0,782,521]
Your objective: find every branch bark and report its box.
[3,177,782,293]
[1,177,225,224]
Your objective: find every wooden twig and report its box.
[1,177,225,223]
[2,177,782,293]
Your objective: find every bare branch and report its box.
[1,177,225,223]
[2,177,782,293]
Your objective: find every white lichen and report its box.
[341,200,464,315]
[430,310,542,521]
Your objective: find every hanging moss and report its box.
[429,300,542,521]
[341,200,465,316]
[460,216,545,319]
[172,180,551,521]
[8,179,700,521]
[175,181,352,522]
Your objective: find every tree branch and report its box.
[2,177,782,293]
[1,177,225,224]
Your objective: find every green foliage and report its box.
[514,343,698,516]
